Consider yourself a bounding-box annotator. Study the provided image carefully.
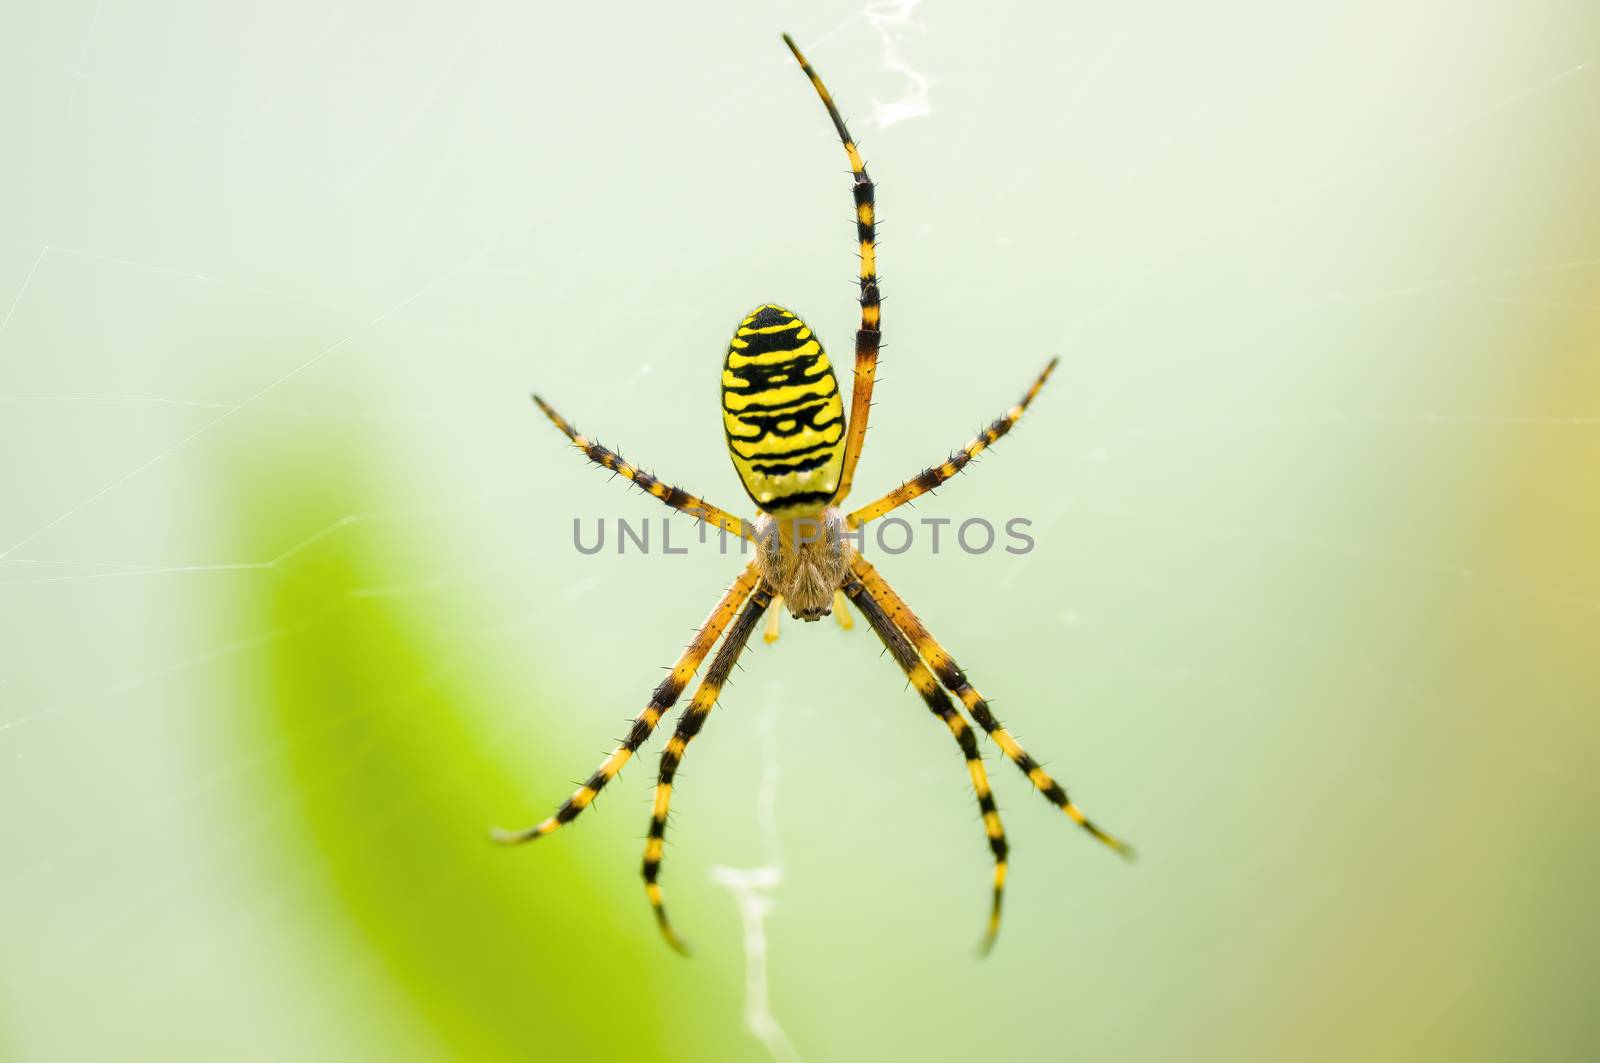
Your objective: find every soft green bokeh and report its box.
[227,437,740,1061]
[2,1,1598,1060]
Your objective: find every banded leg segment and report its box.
[533,394,752,540]
[852,554,1133,858]
[782,33,881,504]
[843,576,1010,953]
[849,358,1059,525]
[491,564,760,845]
[644,583,775,953]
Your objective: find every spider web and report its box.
[3,1,1599,1060]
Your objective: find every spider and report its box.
[495,33,1131,954]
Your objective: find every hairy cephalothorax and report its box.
[752,509,851,621]
[497,32,1132,957]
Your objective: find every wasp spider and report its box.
[495,33,1131,954]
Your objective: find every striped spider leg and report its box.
[842,573,1011,953]
[491,563,761,845]
[852,553,1133,862]
[753,32,878,645]
[532,393,754,542]
[841,356,1130,854]
[642,581,775,953]
[782,33,880,504]
[835,357,1131,948]
[847,357,1060,526]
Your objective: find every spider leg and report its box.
[491,564,761,845]
[848,358,1058,526]
[831,588,854,630]
[643,582,775,954]
[765,597,783,643]
[532,393,753,540]
[764,589,852,644]
[761,585,851,643]
[782,34,880,504]
[852,554,1133,859]
[843,574,1011,954]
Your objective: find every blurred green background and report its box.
[2,1,1598,1060]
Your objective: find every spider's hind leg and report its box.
[781,33,882,503]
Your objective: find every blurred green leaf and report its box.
[229,441,690,1061]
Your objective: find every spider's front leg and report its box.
[852,554,1133,859]
[643,583,775,954]
[491,564,760,844]
[843,574,1011,952]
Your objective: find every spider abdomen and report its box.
[722,304,845,515]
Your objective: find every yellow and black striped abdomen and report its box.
[722,304,845,515]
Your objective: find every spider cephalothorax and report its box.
[752,508,851,621]
[497,33,1132,956]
